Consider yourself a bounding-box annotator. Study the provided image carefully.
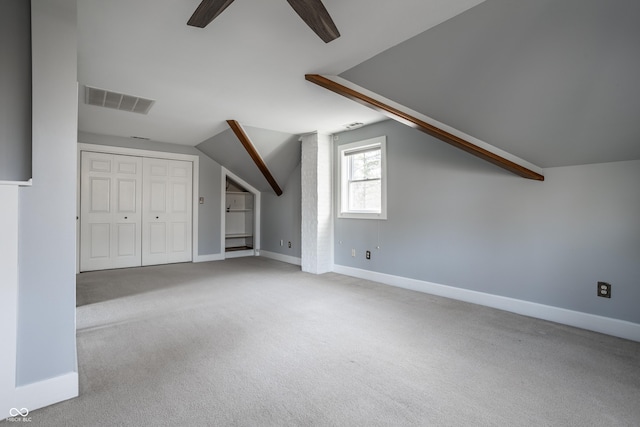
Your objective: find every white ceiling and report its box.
[78,0,485,146]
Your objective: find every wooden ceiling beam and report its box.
[227,120,283,196]
[305,74,544,181]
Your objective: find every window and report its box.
[338,136,387,219]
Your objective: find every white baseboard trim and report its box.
[225,249,255,259]
[193,253,224,263]
[333,264,640,342]
[3,372,78,418]
[260,250,302,266]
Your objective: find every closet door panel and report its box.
[142,158,192,266]
[89,223,110,259]
[89,178,110,212]
[111,155,143,269]
[116,223,137,257]
[81,152,191,271]
[170,222,188,253]
[167,160,192,263]
[80,152,142,271]
[117,179,137,212]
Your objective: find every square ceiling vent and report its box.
[84,86,155,115]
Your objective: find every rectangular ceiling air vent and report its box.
[84,86,155,115]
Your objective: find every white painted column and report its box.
[0,184,21,415]
[301,133,333,274]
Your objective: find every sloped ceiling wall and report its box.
[197,125,300,193]
[341,0,640,167]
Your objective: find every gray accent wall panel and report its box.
[0,0,32,181]
[334,120,640,324]
[18,0,78,385]
[196,152,222,255]
[261,163,302,258]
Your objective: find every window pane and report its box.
[349,150,381,181]
[348,180,381,212]
[338,136,386,219]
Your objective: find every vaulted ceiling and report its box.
[341,0,640,167]
[78,0,640,192]
[78,0,484,145]
[197,124,301,193]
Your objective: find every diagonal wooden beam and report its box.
[305,74,544,181]
[227,120,283,196]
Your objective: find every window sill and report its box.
[338,212,387,220]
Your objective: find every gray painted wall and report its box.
[196,151,222,256]
[78,132,222,256]
[341,0,640,168]
[17,0,77,385]
[334,120,640,324]
[0,0,32,181]
[261,163,302,258]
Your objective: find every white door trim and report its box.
[77,143,200,272]
[220,167,261,258]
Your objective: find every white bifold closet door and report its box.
[80,152,143,271]
[80,152,193,272]
[142,158,193,266]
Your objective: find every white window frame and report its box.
[337,136,387,220]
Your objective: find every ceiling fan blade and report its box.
[286,0,340,43]
[187,0,236,28]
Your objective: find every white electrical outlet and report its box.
[280,240,283,246]
[351,249,356,257]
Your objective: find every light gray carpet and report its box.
[15,257,640,426]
